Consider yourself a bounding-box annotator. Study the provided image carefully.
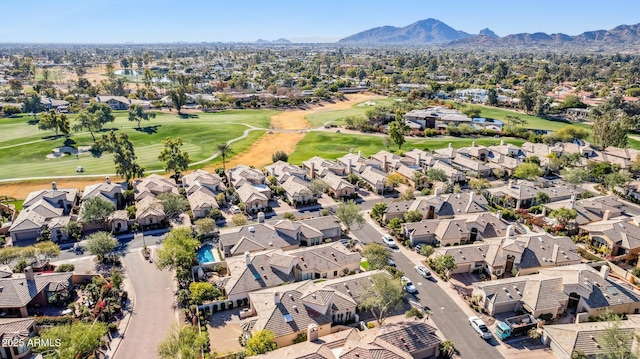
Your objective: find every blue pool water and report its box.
[197,244,215,264]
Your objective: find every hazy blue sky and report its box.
[2,0,639,43]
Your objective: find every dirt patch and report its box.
[203,132,306,171]
[270,93,385,130]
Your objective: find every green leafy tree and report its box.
[591,109,631,149]
[462,107,481,118]
[518,82,536,113]
[399,187,416,201]
[469,178,491,192]
[158,137,191,177]
[1,105,21,116]
[34,322,107,359]
[404,210,423,223]
[359,273,404,325]
[513,163,543,180]
[169,87,187,115]
[535,192,550,205]
[335,200,364,233]
[370,202,388,221]
[388,118,409,149]
[0,247,23,265]
[128,103,156,129]
[603,171,631,190]
[216,142,233,170]
[95,130,145,183]
[245,330,278,356]
[232,214,248,226]
[38,110,70,136]
[81,196,115,229]
[362,243,391,270]
[432,254,457,278]
[188,282,220,304]
[271,150,289,163]
[308,179,328,197]
[570,350,587,359]
[550,208,578,227]
[157,192,189,218]
[156,228,199,271]
[194,218,216,236]
[385,173,405,188]
[157,324,208,359]
[85,231,118,263]
[562,168,591,188]
[487,88,498,106]
[421,245,435,257]
[427,168,448,183]
[23,93,43,119]
[34,241,60,261]
[596,311,637,359]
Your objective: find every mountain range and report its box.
[337,18,640,46]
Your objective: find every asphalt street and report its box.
[351,221,503,359]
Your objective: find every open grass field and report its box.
[288,132,525,164]
[304,98,396,127]
[0,109,276,180]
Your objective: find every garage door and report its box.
[452,263,471,274]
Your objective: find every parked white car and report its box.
[415,265,432,279]
[381,235,398,249]
[231,205,241,213]
[469,316,492,340]
[401,276,417,294]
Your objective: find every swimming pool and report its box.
[197,244,215,264]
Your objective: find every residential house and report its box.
[236,183,269,213]
[108,210,130,234]
[241,271,387,348]
[381,201,414,223]
[473,263,640,318]
[186,186,219,219]
[281,177,314,207]
[337,152,379,174]
[0,268,72,319]
[219,223,300,257]
[228,165,266,188]
[182,170,225,194]
[544,195,627,225]
[95,95,132,110]
[9,183,78,245]
[40,96,69,112]
[370,150,414,172]
[394,164,427,189]
[287,242,362,281]
[430,160,466,183]
[322,173,356,199]
[543,315,640,359]
[264,161,308,183]
[403,148,435,170]
[134,174,178,201]
[297,216,342,241]
[302,156,346,178]
[488,141,525,158]
[251,320,442,359]
[0,318,36,359]
[451,154,493,178]
[359,166,390,194]
[81,177,123,208]
[486,153,521,176]
[135,196,166,228]
[580,216,640,259]
[458,143,491,162]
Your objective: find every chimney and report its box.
[105,176,111,185]
[51,181,57,190]
[472,141,476,147]
[505,225,514,241]
[24,266,35,281]
[309,162,315,180]
[500,140,505,146]
[307,324,319,342]
[603,210,612,221]
[448,143,452,148]
[600,265,610,280]
[383,155,388,172]
[245,251,251,266]
[347,158,353,174]
[257,212,265,223]
[358,151,362,158]
[568,194,576,210]
[416,152,421,166]
[508,179,514,188]
[495,210,503,219]
[274,292,281,304]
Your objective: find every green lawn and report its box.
[305,98,397,127]
[288,132,525,164]
[0,109,277,180]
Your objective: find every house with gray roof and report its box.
[9,183,78,245]
[322,173,355,199]
[228,165,266,188]
[580,216,640,262]
[182,169,225,194]
[430,160,466,183]
[451,154,493,178]
[544,195,627,225]
[542,315,640,359]
[302,156,347,178]
[219,223,300,257]
[81,177,123,208]
[358,166,390,194]
[281,176,314,207]
[0,317,36,359]
[0,268,72,319]
[264,161,308,183]
[134,174,178,201]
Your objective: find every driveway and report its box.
[115,248,176,359]
[207,309,244,355]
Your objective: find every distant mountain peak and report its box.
[272,38,291,44]
[338,18,470,44]
[479,28,498,38]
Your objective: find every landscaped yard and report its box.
[0,110,275,180]
[304,98,397,127]
[288,132,525,164]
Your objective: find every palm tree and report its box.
[439,340,457,359]
[216,142,233,170]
